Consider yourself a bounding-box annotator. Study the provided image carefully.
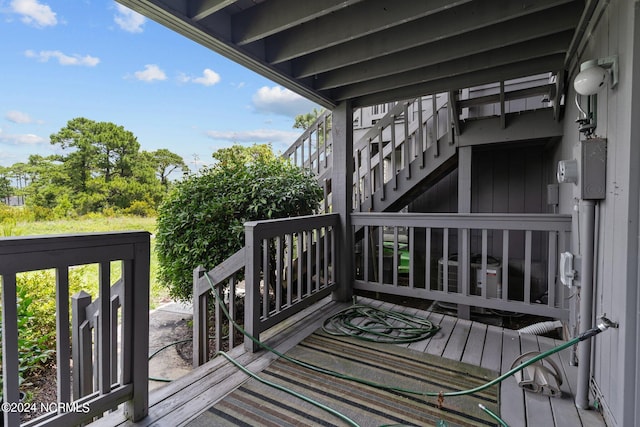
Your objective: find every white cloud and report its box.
[133,64,167,82]
[193,69,221,86]
[205,128,301,146]
[0,128,46,145]
[25,49,100,67]
[252,86,317,118]
[11,0,57,27]
[5,110,33,124]
[114,4,145,33]
[179,68,221,86]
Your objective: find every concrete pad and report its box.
[148,303,194,391]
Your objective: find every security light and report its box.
[573,56,618,96]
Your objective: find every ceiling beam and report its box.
[289,0,578,74]
[189,0,236,21]
[330,33,571,100]
[349,55,566,107]
[301,1,581,84]
[313,17,578,90]
[232,0,364,46]
[265,0,473,64]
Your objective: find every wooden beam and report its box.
[190,0,235,21]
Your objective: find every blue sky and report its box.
[0,0,320,171]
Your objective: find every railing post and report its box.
[193,266,208,367]
[331,101,354,302]
[123,238,150,422]
[72,290,94,399]
[1,272,21,427]
[244,223,262,352]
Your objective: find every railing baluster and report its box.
[524,230,532,304]
[417,97,424,168]
[72,290,93,398]
[391,116,397,190]
[502,230,510,300]
[378,128,385,201]
[287,233,293,306]
[364,225,370,283]
[378,226,384,284]
[460,228,469,296]
[315,229,321,292]
[480,229,488,298]
[111,292,119,386]
[409,226,415,288]
[548,231,558,308]
[297,232,303,301]
[215,285,222,352]
[229,276,236,349]
[425,227,432,289]
[262,238,270,317]
[393,227,398,287]
[355,148,362,210]
[275,235,282,312]
[404,102,411,180]
[99,262,111,394]
[443,228,449,292]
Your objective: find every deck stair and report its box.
[283,75,558,214]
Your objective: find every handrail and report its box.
[0,232,150,426]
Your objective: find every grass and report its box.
[6,215,170,309]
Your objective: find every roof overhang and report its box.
[117,0,597,109]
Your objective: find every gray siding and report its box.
[558,1,640,426]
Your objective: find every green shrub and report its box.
[156,144,323,301]
[0,286,55,399]
[123,200,157,217]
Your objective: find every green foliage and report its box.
[293,108,325,130]
[156,144,323,301]
[5,118,181,218]
[0,285,56,399]
[123,200,157,217]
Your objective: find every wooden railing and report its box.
[192,249,246,367]
[244,213,339,350]
[192,213,339,360]
[0,232,150,427]
[351,213,572,319]
[282,110,333,213]
[354,93,453,212]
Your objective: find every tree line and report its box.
[0,117,187,217]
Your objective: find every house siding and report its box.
[558,1,640,425]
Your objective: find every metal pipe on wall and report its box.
[576,199,596,409]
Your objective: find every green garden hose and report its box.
[203,272,615,426]
[322,303,440,343]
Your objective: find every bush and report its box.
[156,144,323,301]
[123,200,157,217]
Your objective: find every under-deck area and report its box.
[91,296,605,427]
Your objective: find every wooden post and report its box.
[123,237,150,421]
[331,101,354,302]
[244,222,262,352]
[192,266,208,367]
[457,146,472,320]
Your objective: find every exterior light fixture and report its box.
[573,56,618,96]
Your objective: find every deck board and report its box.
[520,333,556,427]
[90,296,605,427]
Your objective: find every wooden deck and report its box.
[91,296,605,427]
